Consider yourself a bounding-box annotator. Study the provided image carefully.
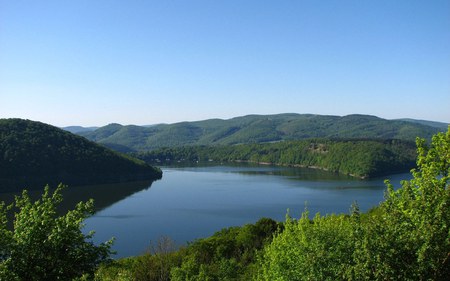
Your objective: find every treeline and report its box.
[97,129,449,280]
[135,138,417,178]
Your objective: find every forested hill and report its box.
[136,139,417,178]
[77,114,445,152]
[0,119,162,191]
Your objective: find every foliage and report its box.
[256,211,356,281]
[256,127,450,280]
[96,236,184,281]
[137,138,417,178]
[78,113,443,152]
[0,184,114,280]
[170,217,281,281]
[0,119,162,191]
[96,218,281,281]
[348,127,450,280]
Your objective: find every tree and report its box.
[0,184,114,280]
[256,127,449,280]
[352,127,450,280]
[256,211,355,281]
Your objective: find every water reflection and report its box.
[235,167,354,181]
[165,162,354,180]
[0,180,157,214]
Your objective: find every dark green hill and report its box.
[0,119,162,191]
[79,114,445,152]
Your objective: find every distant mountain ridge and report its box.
[76,114,447,152]
[62,126,98,134]
[0,119,162,191]
[394,118,449,130]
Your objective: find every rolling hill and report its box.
[77,114,446,152]
[0,119,162,191]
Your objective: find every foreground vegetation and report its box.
[0,185,114,280]
[96,218,281,281]
[136,138,417,178]
[97,128,449,280]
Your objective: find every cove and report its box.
[82,164,411,258]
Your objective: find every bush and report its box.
[0,184,114,280]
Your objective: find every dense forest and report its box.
[136,138,417,178]
[76,114,445,152]
[0,119,162,191]
[96,128,449,281]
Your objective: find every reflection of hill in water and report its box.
[234,167,355,181]
[0,180,157,215]
[164,162,357,181]
[60,180,157,213]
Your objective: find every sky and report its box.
[1,0,449,127]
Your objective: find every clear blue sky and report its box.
[1,0,449,126]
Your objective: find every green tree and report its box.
[0,184,113,280]
[168,218,280,281]
[256,127,449,280]
[351,128,450,280]
[256,211,355,281]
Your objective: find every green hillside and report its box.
[137,138,417,178]
[0,119,162,191]
[78,114,445,152]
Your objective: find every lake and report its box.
[78,164,410,258]
[0,164,411,258]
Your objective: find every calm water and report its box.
[79,165,410,258]
[0,164,411,258]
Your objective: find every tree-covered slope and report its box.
[0,119,162,191]
[78,114,445,152]
[136,138,417,178]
